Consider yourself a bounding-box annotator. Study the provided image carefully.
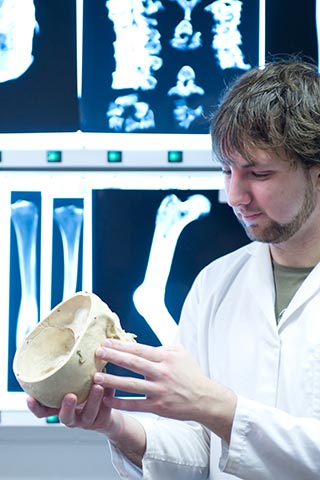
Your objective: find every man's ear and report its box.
[313,165,320,190]
[310,164,320,189]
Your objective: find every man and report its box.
[28,59,320,479]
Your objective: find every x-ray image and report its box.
[51,198,84,310]
[0,0,38,83]
[0,0,78,133]
[10,195,40,349]
[132,193,212,345]
[7,194,85,394]
[92,188,250,395]
[8,191,41,392]
[81,0,260,133]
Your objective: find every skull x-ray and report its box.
[0,0,38,83]
[81,0,260,134]
[0,0,78,133]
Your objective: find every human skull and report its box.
[13,291,136,408]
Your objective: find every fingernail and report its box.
[65,396,76,407]
[94,373,104,384]
[103,339,112,347]
[96,347,105,356]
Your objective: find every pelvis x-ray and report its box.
[0,0,38,83]
[8,193,84,392]
[81,0,260,134]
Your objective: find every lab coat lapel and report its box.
[279,261,320,324]
[246,243,276,325]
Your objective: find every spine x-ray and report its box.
[81,0,260,134]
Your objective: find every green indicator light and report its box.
[168,151,183,163]
[107,150,122,163]
[47,151,62,163]
[46,415,60,424]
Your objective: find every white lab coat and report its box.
[111,242,320,479]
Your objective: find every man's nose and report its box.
[225,176,251,207]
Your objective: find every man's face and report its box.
[222,148,319,244]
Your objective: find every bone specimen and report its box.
[13,292,136,408]
[11,200,39,348]
[53,205,84,301]
[0,0,38,82]
[133,194,211,345]
[205,0,251,70]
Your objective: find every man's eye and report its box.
[221,169,231,175]
[252,172,270,178]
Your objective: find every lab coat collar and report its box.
[245,242,277,327]
[278,260,320,326]
[245,242,320,327]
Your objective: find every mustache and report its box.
[234,208,262,216]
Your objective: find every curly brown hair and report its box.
[210,59,320,168]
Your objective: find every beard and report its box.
[235,178,317,244]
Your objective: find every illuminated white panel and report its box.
[0,169,225,413]
[0,133,218,169]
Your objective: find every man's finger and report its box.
[101,339,165,362]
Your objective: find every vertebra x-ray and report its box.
[205,0,251,70]
[169,0,203,50]
[82,0,260,133]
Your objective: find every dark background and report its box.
[266,0,317,62]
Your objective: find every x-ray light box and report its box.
[0,169,250,413]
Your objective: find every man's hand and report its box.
[95,340,237,443]
[27,385,119,435]
[27,384,147,467]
